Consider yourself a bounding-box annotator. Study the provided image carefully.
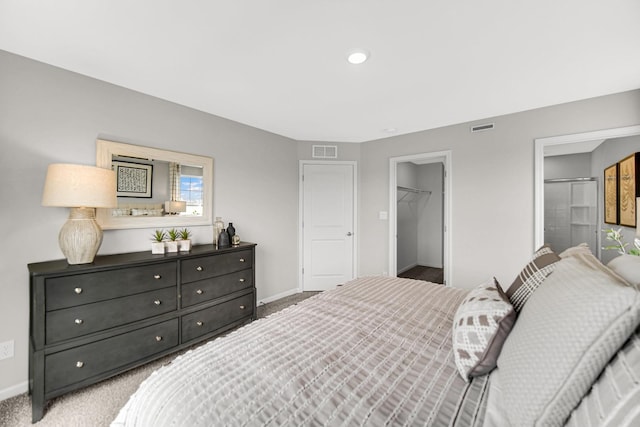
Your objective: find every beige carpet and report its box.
[0,291,319,427]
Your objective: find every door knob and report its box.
[346,232,353,236]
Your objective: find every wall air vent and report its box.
[312,145,338,159]
[470,123,495,133]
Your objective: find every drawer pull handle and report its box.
[75,319,83,325]
[196,321,204,326]
[239,278,245,283]
[155,336,163,342]
[76,361,84,368]
[74,287,83,294]
[154,300,162,306]
[239,305,246,310]
[239,258,245,263]
[196,266,203,271]
[153,274,162,279]
[196,289,203,295]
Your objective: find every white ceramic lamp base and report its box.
[58,207,103,264]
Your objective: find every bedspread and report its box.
[112,276,489,426]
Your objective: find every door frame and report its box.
[534,125,640,252]
[389,150,452,286]
[298,160,358,291]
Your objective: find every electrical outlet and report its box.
[0,340,14,360]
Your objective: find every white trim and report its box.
[298,160,358,291]
[0,381,28,401]
[534,125,640,251]
[389,150,452,286]
[257,288,300,305]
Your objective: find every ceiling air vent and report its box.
[312,145,338,159]
[470,123,495,133]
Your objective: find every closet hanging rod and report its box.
[544,177,596,183]
[397,185,431,194]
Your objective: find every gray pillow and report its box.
[565,325,640,427]
[497,254,640,426]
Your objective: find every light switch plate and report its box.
[379,211,388,220]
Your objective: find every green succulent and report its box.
[152,229,166,242]
[179,228,192,240]
[167,228,179,241]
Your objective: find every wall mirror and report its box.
[96,139,213,229]
[534,125,640,257]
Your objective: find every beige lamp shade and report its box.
[42,164,116,264]
[165,200,187,214]
[42,164,117,208]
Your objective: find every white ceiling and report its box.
[1,1,639,143]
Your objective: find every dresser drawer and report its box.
[181,250,252,283]
[46,262,177,311]
[181,270,253,308]
[45,318,178,393]
[46,287,177,344]
[182,293,254,342]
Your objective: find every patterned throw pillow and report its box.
[506,244,560,311]
[452,278,516,381]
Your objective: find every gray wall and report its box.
[357,90,640,289]
[0,50,300,395]
[417,163,444,268]
[545,153,592,180]
[592,135,640,264]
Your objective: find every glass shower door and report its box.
[544,179,597,254]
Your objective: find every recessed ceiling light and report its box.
[383,127,398,133]
[347,49,369,65]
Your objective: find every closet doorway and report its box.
[389,151,451,286]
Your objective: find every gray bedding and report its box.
[112,276,489,426]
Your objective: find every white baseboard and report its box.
[0,381,28,401]
[258,288,301,306]
[397,263,418,275]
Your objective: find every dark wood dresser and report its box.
[28,242,256,423]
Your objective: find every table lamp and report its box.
[42,164,117,264]
[164,200,187,215]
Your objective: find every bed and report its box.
[112,245,640,426]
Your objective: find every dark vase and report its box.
[218,228,230,248]
[227,222,236,238]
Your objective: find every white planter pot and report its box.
[179,239,192,252]
[151,242,165,254]
[165,241,179,253]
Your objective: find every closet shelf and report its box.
[397,186,432,203]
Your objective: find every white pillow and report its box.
[607,254,640,286]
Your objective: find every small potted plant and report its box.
[166,228,179,253]
[178,228,192,252]
[151,230,166,254]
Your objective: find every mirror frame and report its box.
[533,124,640,251]
[96,139,213,230]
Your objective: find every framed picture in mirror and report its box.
[604,163,618,225]
[618,153,639,227]
[113,161,153,198]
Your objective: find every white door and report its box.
[302,163,355,291]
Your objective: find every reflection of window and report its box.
[180,175,204,215]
